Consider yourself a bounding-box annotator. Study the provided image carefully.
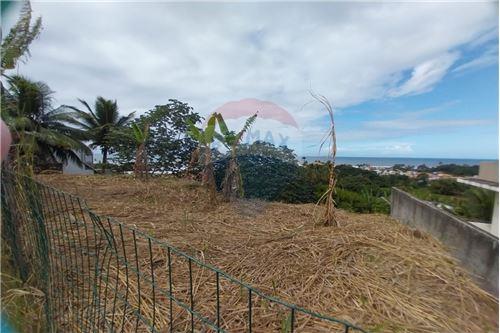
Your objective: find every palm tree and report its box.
[215,113,257,201]
[65,97,135,171]
[187,114,218,203]
[131,122,149,179]
[1,75,90,173]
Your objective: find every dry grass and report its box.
[1,259,46,332]
[38,174,498,333]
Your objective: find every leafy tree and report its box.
[187,113,218,203]
[415,173,429,187]
[65,97,134,171]
[214,113,257,201]
[214,142,304,201]
[237,140,297,164]
[1,1,42,74]
[429,179,468,196]
[145,101,200,174]
[431,164,479,177]
[1,75,90,173]
[110,100,201,175]
[215,153,301,201]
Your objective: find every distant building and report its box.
[458,161,499,236]
[62,150,94,175]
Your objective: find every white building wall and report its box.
[62,150,94,175]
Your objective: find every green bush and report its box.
[429,179,468,196]
[456,188,495,221]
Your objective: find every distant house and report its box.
[458,161,499,237]
[63,150,94,175]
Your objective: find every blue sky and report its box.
[3,1,499,159]
[335,59,498,159]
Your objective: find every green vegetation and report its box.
[131,122,149,178]
[408,180,495,221]
[1,2,42,74]
[214,113,257,201]
[187,113,218,202]
[110,100,201,175]
[404,163,479,176]
[1,75,90,174]
[65,97,135,171]
[214,142,491,219]
[214,142,392,213]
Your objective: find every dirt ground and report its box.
[38,174,498,333]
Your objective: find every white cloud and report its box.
[389,52,459,97]
[6,2,495,109]
[2,1,498,155]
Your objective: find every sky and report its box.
[3,1,499,159]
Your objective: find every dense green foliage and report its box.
[408,180,495,221]
[214,152,303,201]
[214,142,492,219]
[214,143,393,213]
[111,100,201,175]
[416,164,479,176]
[1,75,90,172]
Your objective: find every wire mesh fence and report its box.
[1,170,368,333]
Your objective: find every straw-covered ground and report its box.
[39,174,498,333]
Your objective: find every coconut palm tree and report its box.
[1,75,90,173]
[215,113,257,201]
[65,97,135,172]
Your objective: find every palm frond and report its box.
[116,111,135,127]
[234,113,257,147]
[204,113,217,144]
[215,113,231,136]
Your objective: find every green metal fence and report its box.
[1,171,368,333]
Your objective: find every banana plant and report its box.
[215,113,257,201]
[131,122,149,179]
[186,113,218,203]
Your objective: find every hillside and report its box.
[39,174,498,333]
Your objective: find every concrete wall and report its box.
[479,161,499,183]
[391,188,499,296]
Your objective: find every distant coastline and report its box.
[302,156,495,167]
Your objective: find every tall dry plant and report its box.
[312,92,339,227]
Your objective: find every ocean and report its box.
[303,156,495,167]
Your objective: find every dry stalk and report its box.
[311,91,339,227]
